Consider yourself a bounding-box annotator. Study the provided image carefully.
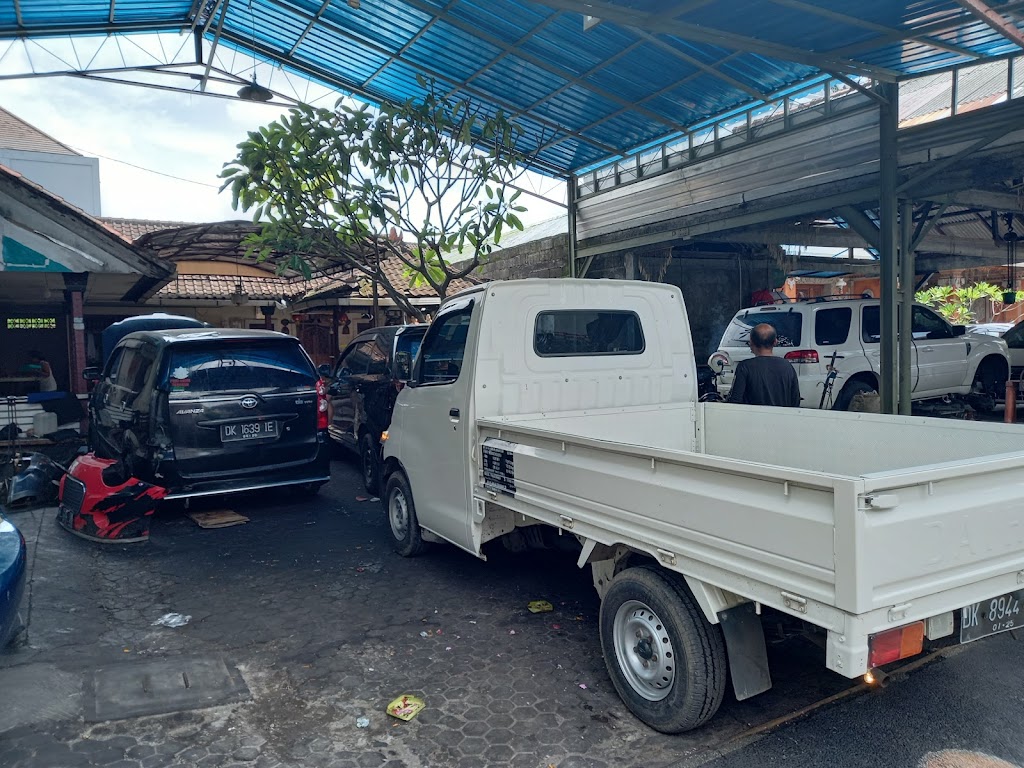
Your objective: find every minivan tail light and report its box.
[868,622,925,667]
[316,379,329,430]
[784,350,819,364]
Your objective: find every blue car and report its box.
[0,510,27,649]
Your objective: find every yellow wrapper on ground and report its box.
[386,695,425,721]
[527,600,554,613]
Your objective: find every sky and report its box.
[0,74,567,230]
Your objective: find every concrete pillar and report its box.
[63,273,88,395]
[878,81,900,414]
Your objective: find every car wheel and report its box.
[836,380,877,411]
[970,357,1007,412]
[360,433,381,496]
[385,471,427,557]
[599,566,727,733]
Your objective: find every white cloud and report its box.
[0,75,566,228]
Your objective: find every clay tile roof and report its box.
[0,106,79,155]
[365,255,480,298]
[101,217,196,242]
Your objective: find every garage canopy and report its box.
[3,1,1024,175]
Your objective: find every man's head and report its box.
[748,323,777,353]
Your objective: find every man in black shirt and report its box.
[728,323,801,407]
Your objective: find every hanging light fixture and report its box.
[1004,212,1018,306]
[237,1,274,102]
[229,259,248,306]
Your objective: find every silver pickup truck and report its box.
[380,278,1024,733]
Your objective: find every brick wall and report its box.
[476,233,570,281]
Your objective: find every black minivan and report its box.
[86,329,331,499]
[324,324,426,494]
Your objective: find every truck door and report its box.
[394,298,475,551]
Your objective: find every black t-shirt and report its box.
[729,355,801,407]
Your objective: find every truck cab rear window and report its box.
[166,343,314,392]
[534,311,645,356]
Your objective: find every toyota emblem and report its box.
[240,396,259,409]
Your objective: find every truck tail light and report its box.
[784,350,819,364]
[868,621,925,667]
[316,379,329,430]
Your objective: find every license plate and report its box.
[959,590,1024,643]
[221,421,278,442]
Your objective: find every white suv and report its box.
[711,298,1010,410]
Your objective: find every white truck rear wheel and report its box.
[599,566,727,733]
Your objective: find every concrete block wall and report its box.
[477,234,569,281]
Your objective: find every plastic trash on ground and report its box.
[152,613,191,628]
[386,694,425,721]
[356,717,370,728]
[527,600,554,613]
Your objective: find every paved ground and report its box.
[0,452,1021,768]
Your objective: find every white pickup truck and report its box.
[380,279,1024,733]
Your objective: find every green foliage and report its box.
[915,282,1005,323]
[220,77,528,318]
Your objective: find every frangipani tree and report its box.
[221,78,529,320]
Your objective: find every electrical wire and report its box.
[66,144,220,189]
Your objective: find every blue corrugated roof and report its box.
[4,0,1024,175]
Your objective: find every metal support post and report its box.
[899,198,914,415]
[567,173,579,278]
[878,81,900,414]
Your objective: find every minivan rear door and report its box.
[163,339,320,478]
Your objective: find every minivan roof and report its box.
[119,328,298,346]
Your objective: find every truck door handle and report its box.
[449,408,460,419]
[921,346,935,352]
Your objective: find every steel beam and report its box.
[835,206,881,249]
[899,198,914,415]
[568,173,579,278]
[200,0,230,92]
[911,201,950,251]
[533,0,902,80]
[878,81,900,414]
[929,188,1024,211]
[955,0,1024,49]
[769,0,982,59]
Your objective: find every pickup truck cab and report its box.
[382,279,1024,733]
[711,298,1009,410]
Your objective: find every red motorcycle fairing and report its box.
[57,454,167,543]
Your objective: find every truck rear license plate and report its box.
[221,421,278,442]
[960,590,1023,643]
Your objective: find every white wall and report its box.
[0,148,101,216]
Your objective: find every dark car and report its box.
[324,324,426,494]
[84,329,331,500]
[0,509,27,649]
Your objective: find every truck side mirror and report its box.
[317,363,332,378]
[82,367,101,382]
[952,325,966,337]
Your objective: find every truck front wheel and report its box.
[599,566,727,733]
[384,471,427,557]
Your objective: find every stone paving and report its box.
[0,456,856,768]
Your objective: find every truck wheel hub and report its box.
[613,600,676,702]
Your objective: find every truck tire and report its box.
[599,566,727,733]
[384,471,427,557]
[360,432,381,496]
